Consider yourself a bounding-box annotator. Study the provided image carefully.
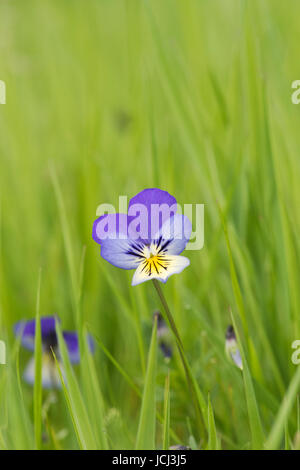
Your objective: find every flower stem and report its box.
[152,280,206,438]
[152,280,184,350]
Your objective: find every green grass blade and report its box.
[90,325,181,444]
[81,327,108,449]
[231,311,264,449]
[207,394,219,450]
[7,368,34,449]
[55,321,97,450]
[33,269,43,449]
[135,315,157,450]
[49,163,78,319]
[297,395,300,432]
[219,207,248,337]
[91,328,141,397]
[162,373,170,450]
[284,422,290,450]
[152,280,208,437]
[265,366,300,450]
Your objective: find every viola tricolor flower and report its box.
[14,316,94,388]
[225,325,243,370]
[92,188,192,286]
[155,311,172,361]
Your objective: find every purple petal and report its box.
[93,213,144,269]
[14,316,59,351]
[62,331,95,364]
[128,189,177,243]
[92,213,132,244]
[87,335,95,354]
[62,332,79,363]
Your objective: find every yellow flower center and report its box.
[142,252,169,276]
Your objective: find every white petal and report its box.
[131,255,190,286]
[230,350,243,370]
[23,357,35,385]
[23,355,64,389]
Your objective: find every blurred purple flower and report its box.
[92,188,191,286]
[14,316,94,388]
[225,325,243,370]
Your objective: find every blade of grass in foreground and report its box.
[7,366,34,449]
[55,321,97,450]
[153,280,208,438]
[33,269,43,450]
[51,165,107,446]
[231,311,264,450]
[0,429,6,450]
[219,207,248,338]
[265,366,300,450]
[98,260,146,376]
[229,228,285,395]
[90,328,141,396]
[81,327,108,449]
[206,394,220,450]
[89,325,181,444]
[220,207,266,387]
[186,287,282,417]
[297,395,300,433]
[163,373,170,450]
[135,315,157,450]
[284,422,290,450]
[45,414,63,450]
[49,163,79,323]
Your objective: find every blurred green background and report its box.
[1,0,300,450]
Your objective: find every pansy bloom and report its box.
[155,312,172,361]
[14,316,94,389]
[225,325,243,370]
[92,188,192,286]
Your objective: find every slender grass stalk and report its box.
[230,310,265,449]
[49,163,79,321]
[33,268,43,450]
[152,279,207,439]
[163,373,170,450]
[90,326,181,444]
[135,315,157,450]
[207,393,219,450]
[128,275,146,376]
[265,366,300,450]
[99,260,146,376]
[297,395,300,431]
[284,422,289,450]
[54,323,98,450]
[51,348,84,450]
